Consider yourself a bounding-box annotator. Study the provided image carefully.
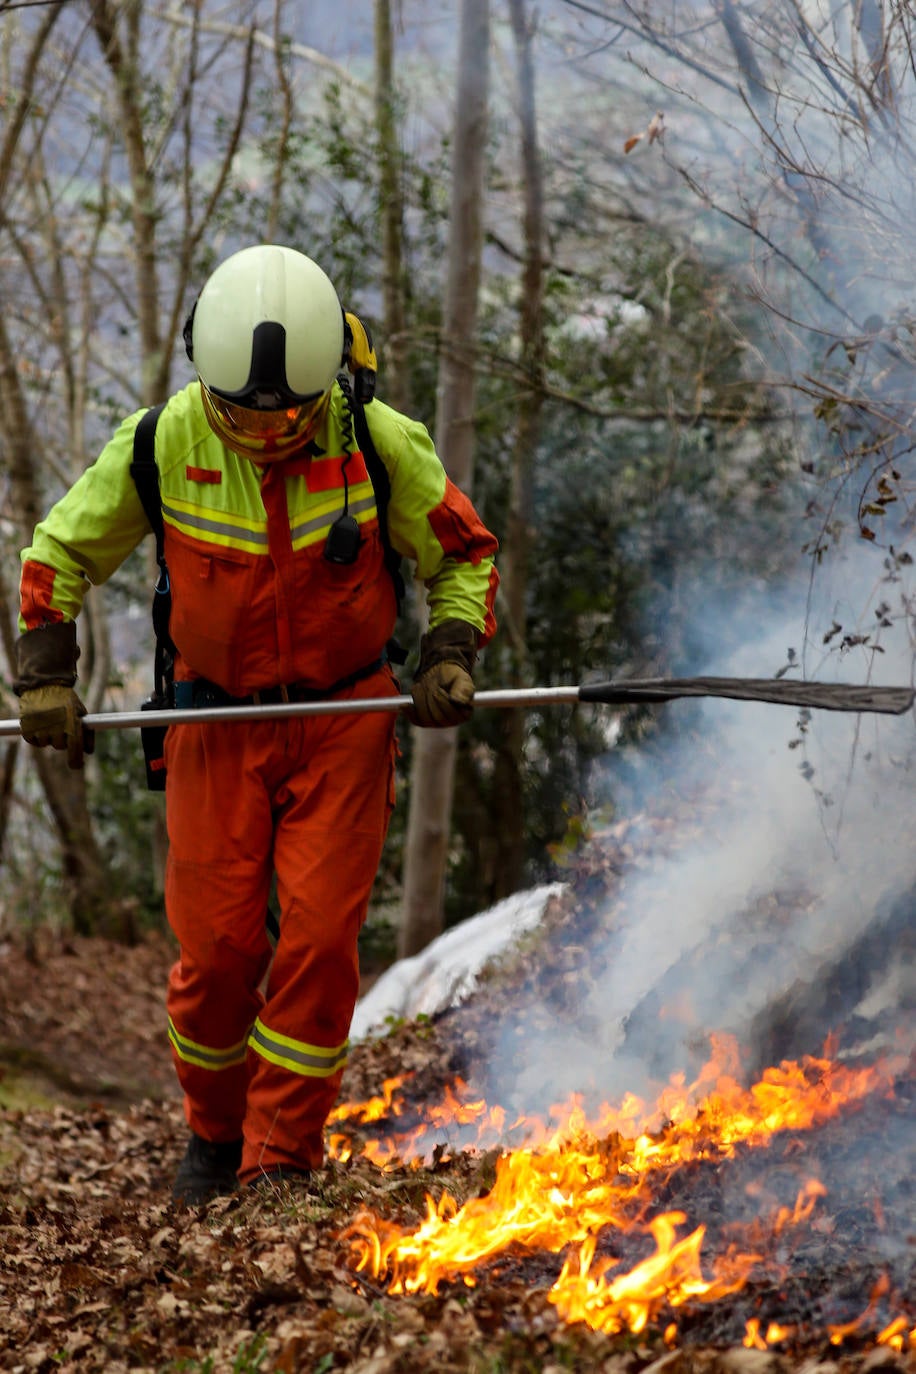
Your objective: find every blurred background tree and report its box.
[0,0,849,952]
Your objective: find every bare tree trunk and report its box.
[265,0,294,242]
[0,3,62,207]
[90,1,163,399]
[375,0,410,414]
[0,292,124,937]
[35,753,136,939]
[0,741,19,867]
[491,0,546,898]
[0,1,258,936]
[398,0,490,958]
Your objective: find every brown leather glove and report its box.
[409,619,478,728]
[13,621,94,770]
[19,685,93,769]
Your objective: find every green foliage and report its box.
[160,1332,266,1374]
[0,776,72,934]
[232,1333,268,1372]
[442,236,804,918]
[1,9,809,939]
[358,910,398,978]
[546,805,592,869]
[163,1354,215,1373]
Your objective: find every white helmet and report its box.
[186,245,345,459]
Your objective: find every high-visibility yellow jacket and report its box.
[20,381,499,696]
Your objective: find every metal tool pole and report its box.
[0,686,582,738]
[0,676,911,740]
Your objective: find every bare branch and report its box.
[0,1,62,204]
[265,0,293,242]
[158,5,370,95]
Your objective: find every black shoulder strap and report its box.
[339,376,408,623]
[129,403,166,542]
[129,402,175,692]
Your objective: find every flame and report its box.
[327,1075,412,1163]
[329,1074,408,1128]
[328,1073,524,1166]
[550,1213,755,1336]
[333,1034,902,1169]
[827,1273,915,1349]
[339,1037,911,1343]
[744,1319,797,1349]
[877,1318,916,1352]
[772,1177,827,1232]
[347,1129,641,1295]
[746,1311,916,1354]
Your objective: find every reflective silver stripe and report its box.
[162,501,269,546]
[248,1017,348,1078]
[168,1017,249,1071]
[161,495,377,550]
[289,492,377,545]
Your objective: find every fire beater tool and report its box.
[0,675,912,737]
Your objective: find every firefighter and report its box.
[13,244,498,1203]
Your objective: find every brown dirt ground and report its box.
[0,846,913,1373]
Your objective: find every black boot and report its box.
[172,1133,243,1205]
[249,1164,312,1191]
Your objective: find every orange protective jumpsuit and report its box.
[20,379,498,1181]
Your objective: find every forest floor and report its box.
[0,823,913,1374]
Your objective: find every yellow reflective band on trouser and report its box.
[248,1017,349,1078]
[167,1016,250,1071]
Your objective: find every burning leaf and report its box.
[549,1214,756,1335]
[744,1318,798,1349]
[878,1316,916,1351]
[342,1035,908,1342]
[829,1273,894,1346]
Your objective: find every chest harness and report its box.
[131,372,406,790]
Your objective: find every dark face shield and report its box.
[201,384,331,461]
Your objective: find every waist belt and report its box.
[173,658,384,710]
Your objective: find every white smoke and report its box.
[481,549,916,1113]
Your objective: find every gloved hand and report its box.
[13,620,94,770]
[19,685,94,770]
[409,619,479,728]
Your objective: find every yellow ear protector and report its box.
[342,311,377,403]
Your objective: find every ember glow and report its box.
[337,1036,914,1347]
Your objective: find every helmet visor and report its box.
[201,385,330,459]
